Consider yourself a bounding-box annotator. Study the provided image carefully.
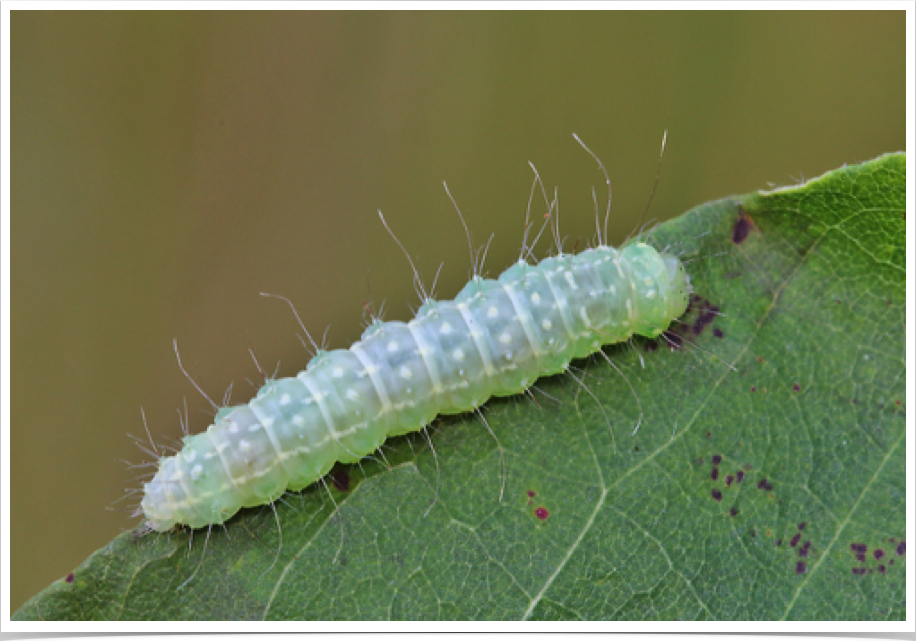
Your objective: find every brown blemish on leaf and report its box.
[732,206,756,245]
[331,469,351,492]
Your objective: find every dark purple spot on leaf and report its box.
[711,489,723,502]
[852,568,866,576]
[776,539,783,546]
[850,543,867,552]
[750,529,756,538]
[535,507,549,520]
[751,386,757,392]
[713,328,723,338]
[798,522,806,531]
[757,478,773,491]
[793,383,800,392]
[896,541,906,555]
[799,542,810,557]
[712,455,722,466]
[725,475,734,487]
[711,468,719,481]
[664,330,684,348]
[331,469,350,492]
[690,300,720,336]
[527,490,535,498]
[790,533,801,547]
[856,551,867,562]
[729,507,738,517]
[736,470,745,483]
[878,564,886,573]
[732,207,755,244]
[65,573,74,584]
[796,561,807,575]
[874,549,884,561]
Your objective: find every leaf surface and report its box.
[15,153,906,621]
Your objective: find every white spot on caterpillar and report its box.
[452,348,465,361]
[332,367,344,378]
[500,332,512,345]
[542,319,553,331]
[488,306,498,318]
[239,439,252,453]
[280,394,292,405]
[190,464,203,481]
[399,365,412,379]
[346,389,359,401]
[440,322,453,335]
[530,292,541,304]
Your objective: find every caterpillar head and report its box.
[619,243,691,338]
[660,251,691,322]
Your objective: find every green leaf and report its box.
[15,153,905,621]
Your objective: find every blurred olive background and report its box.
[11,11,905,612]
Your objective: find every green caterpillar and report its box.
[141,240,691,531]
